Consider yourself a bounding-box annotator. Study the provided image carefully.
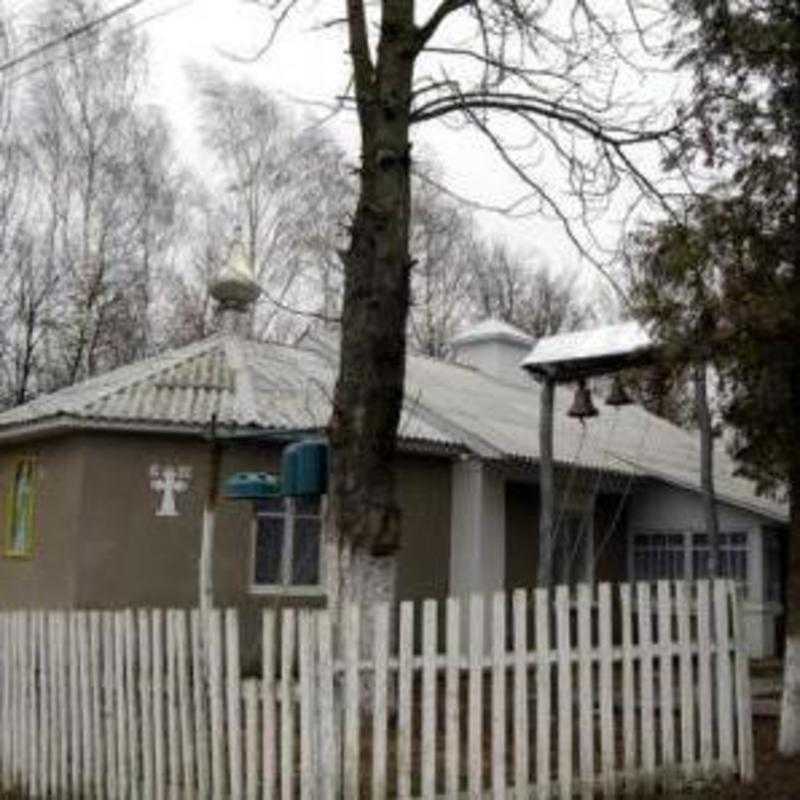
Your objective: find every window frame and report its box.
[249,495,325,597]
[4,457,37,559]
[629,527,750,595]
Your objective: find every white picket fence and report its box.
[0,579,753,799]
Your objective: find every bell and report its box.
[605,375,633,407]
[567,378,599,419]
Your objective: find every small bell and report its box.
[567,378,599,419]
[605,375,633,407]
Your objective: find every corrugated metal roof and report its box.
[0,330,786,524]
[450,318,534,347]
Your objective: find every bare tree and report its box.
[190,68,354,341]
[246,0,677,607]
[407,175,475,356]
[467,239,595,337]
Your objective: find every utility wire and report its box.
[0,0,153,76]
[4,0,194,88]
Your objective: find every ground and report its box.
[0,718,794,799]
[667,717,797,799]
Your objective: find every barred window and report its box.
[632,529,749,595]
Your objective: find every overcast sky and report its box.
[14,0,684,306]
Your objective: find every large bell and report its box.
[567,378,599,419]
[605,375,633,407]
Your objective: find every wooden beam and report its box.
[537,377,555,588]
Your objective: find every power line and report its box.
[0,0,154,76]
[5,0,194,88]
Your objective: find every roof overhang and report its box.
[522,321,658,382]
[0,414,466,458]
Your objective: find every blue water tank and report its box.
[222,472,282,501]
[281,440,328,496]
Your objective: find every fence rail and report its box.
[0,579,753,798]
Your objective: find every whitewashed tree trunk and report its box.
[779,637,800,753]
[779,464,800,754]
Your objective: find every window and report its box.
[552,512,593,587]
[5,458,36,558]
[631,529,749,594]
[252,496,322,592]
[764,529,784,603]
[633,532,685,582]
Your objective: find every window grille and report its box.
[631,529,749,595]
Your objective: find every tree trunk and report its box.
[326,0,416,612]
[537,377,555,588]
[693,361,721,577]
[779,457,800,753]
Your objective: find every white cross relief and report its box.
[149,465,192,517]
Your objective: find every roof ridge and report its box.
[79,335,229,412]
[222,335,260,425]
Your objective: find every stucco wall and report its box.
[73,432,274,609]
[626,480,766,533]
[395,454,452,602]
[0,436,86,608]
[0,431,454,617]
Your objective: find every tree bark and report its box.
[326,0,416,608]
[693,360,721,577]
[778,64,800,755]
[779,452,800,754]
[537,377,555,588]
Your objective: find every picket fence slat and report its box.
[715,580,736,773]
[556,585,573,800]
[342,603,360,800]
[491,592,506,800]
[731,584,755,781]
[125,610,140,800]
[637,581,656,793]
[227,609,244,800]
[658,580,676,786]
[208,608,225,800]
[298,610,315,800]
[598,583,615,798]
[372,602,390,800]
[0,579,754,800]
[468,593,484,800]
[244,679,258,800]
[175,610,195,797]
[577,582,594,799]
[192,609,211,800]
[261,610,277,800]
[317,611,337,800]
[167,611,180,800]
[619,583,636,794]
[445,596,461,799]
[512,589,529,800]
[422,599,437,800]
[397,600,414,800]
[676,581,696,777]
[535,587,551,796]
[697,580,714,775]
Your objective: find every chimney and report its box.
[449,319,535,386]
[209,227,261,337]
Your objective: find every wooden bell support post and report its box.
[537,375,556,589]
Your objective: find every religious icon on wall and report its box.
[149,464,192,517]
